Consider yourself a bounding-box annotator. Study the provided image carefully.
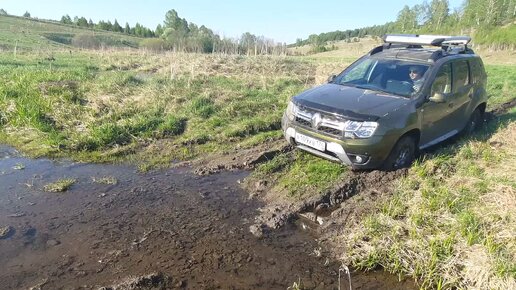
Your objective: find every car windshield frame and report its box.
[332,56,431,98]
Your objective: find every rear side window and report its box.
[470,59,484,84]
[453,60,470,91]
[431,63,452,96]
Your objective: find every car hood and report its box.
[293,84,410,121]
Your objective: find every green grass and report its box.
[252,151,347,198]
[43,178,77,192]
[0,51,314,165]
[475,24,516,47]
[485,64,516,107]
[342,116,516,289]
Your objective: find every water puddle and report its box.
[0,145,415,289]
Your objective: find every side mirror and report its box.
[429,92,446,103]
[327,74,337,83]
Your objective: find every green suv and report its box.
[282,34,488,170]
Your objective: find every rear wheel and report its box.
[383,136,416,171]
[463,108,483,135]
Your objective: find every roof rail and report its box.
[382,34,471,47]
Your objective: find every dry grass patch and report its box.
[92,176,118,185]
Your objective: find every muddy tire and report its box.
[383,136,416,171]
[463,108,483,135]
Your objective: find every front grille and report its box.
[293,108,346,137]
[295,117,311,127]
[319,126,342,136]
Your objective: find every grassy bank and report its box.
[0,51,327,169]
[340,114,515,289]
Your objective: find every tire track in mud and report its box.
[248,169,408,239]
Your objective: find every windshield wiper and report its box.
[337,82,358,88]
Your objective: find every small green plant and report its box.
[12,163,25,170]
[43,178,77,192]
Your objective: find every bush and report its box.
[140,38,168,52]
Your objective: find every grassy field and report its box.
[333,113,516,289]
[0,15,142,51]
[0,39,514,288]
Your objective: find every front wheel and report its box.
[382,136,416,171]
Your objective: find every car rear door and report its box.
[448,59,473,131]
[420,62,456,147]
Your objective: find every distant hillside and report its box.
[295,0,516,50]
[0,15,144,51]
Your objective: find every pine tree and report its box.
[23,11,31,18]
[155,24,164,37]
[77,17,88,27]
[0,9,8,16]
[61,15,73,24]
[113,20,123,33]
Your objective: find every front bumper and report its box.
[282,114,397,169]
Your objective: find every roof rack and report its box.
[382,34,471,47]
[368,34,474,59]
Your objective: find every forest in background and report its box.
[0,9,286,55]
[295,0,516,50]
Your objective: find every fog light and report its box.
[348,154,369,165]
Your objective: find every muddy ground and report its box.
[0,145,416,290]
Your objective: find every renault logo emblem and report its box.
[311,113,322,128]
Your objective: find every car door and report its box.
[448,59,473,131]
[420,62,456,147]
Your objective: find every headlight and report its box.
[286,101,298,121]
[344,121,378,138]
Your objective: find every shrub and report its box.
[140,38,168,52]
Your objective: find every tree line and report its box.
[296,0,516,49]
[58,9,287,54]
[59,15,155,38]
[2,8,287,55]
[149,9,287,55]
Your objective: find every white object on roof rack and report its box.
[383,34,471,46]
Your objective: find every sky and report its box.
[0,0,464,44]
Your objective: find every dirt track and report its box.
[0,146,415,289]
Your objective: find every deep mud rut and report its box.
[0,145,416,290]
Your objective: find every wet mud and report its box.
[0,145,415,289]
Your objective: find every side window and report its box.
[453,60,470,91]
[431,63,452,96]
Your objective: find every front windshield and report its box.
[334,57,430,97]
